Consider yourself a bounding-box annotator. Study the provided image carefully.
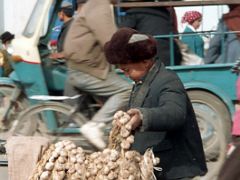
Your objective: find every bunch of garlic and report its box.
[83,152,103,179]
[31,140,160,180]
[95,148,120,180]
[36,140,86,180]
[109,110,135,150]
[69,148,121,180]
[118,150,142,180]
[50,140,89,180]
[30,109,161,180]
[29,145,55,180]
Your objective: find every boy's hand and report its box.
[127,109,143,130]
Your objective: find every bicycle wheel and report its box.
[0,85,28,132]
[13,102,88,137]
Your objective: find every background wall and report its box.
[175,5,229,33]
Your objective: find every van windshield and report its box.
[22,0,46,38]
[23,0,56,38]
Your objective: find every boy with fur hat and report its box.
[104,27,207,179]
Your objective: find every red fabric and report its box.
[232,110,240,135]
[50,40,57,46]
[236,77,240,100]
[232,77,240,135]
[181,11,202,24]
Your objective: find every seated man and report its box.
[49,1,74,59]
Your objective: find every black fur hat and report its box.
[104,27,157,64]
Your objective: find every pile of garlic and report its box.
[29,110,160,180]
[108,110,135,151]
[29,140,86,180]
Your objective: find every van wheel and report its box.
[187,90,231,179]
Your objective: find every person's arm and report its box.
[127,77,187,132]
[140,79,187,131]
[204,21,226,64]
[49,52,65,59]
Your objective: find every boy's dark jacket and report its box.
[129,61,207,179]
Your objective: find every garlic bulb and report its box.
[125,123,132,131]
[126,135,134,144]
[45,162,54,171]
[120,127,131,138]
[39,171,50,180]
[153,157,160,166]
[113,110,124,119]
[121,140,131,150]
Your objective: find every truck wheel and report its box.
[188,90,231,160]
[194,108,227,179]
[187,90,231,179]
